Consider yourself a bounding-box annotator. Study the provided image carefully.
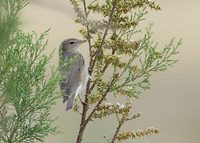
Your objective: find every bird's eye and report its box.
[69,41,75,44]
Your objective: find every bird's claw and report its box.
[88,75,92,80]
[78,95,89,108]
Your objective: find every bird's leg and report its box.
[77,109,83,115]
[73,104,83,115]
[88,75,92,80]
[78,95,89,107]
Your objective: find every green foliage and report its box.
[0,0,60,143]
[70,0,181,143]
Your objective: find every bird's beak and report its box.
[79,40,87,44]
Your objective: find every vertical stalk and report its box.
[111,117,125,143]
[76,77,117,143]
[76,1,117,143]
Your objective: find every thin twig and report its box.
[82,0,92,58]
[89,1,116,74]
[111,117,125,143]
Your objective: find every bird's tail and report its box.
[66,93,76,111]
[63,95,69,103]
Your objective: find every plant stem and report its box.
[111,117,124,143]
[76,1,117,143]
[82,0,92,57]
[76,88,110,143]
[76,76,116,143]
[89,2,116,71]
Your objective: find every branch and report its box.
[111,117,124,143]
[76,2,117,143]
[88,73,119,123]
[76,73,117,143]
[88,0,117,74]
[82,0,92,58]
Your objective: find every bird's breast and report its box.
[80,65,89,90]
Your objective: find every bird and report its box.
[59,38,89,111]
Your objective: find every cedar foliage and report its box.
[0,1,60,142]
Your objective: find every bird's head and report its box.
[60,38,86,53]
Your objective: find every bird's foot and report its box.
[88,75,92,80]
[78,95,89,108]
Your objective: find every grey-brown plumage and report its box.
[59,38,88,111]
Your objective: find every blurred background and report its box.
[21,0,200,143]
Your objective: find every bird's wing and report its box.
[59,53,85,99]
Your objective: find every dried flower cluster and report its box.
[117,127,160,141]
[92,102,131,119]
